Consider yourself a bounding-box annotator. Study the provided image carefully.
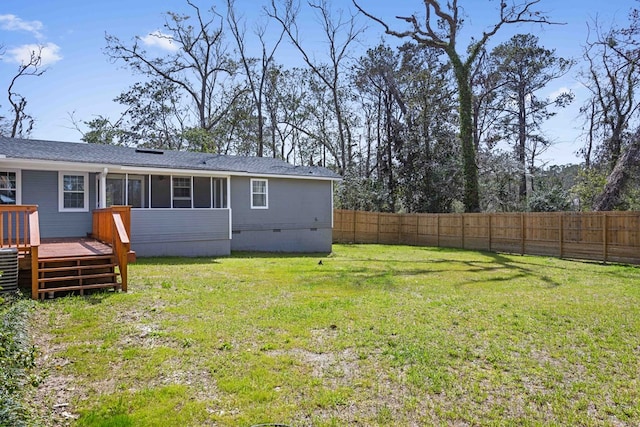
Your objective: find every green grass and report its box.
[30,245,640,426]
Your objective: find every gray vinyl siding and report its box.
[130,209,230,257]
[230,177,333,253]
[21,170,95,238]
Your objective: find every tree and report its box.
[3,45,46,138]
[489,34,573,201]
[353,0,558,212]
[268,0,365,175]
[227,0,285,157]
[580,20,640,170]
[579,4,640,210]
[104,0,244,147]
[351,43,403,211]
[592,131,640,211]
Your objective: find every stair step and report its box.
[38,283,121,294]
[39,263,117,273]
[38,272,118,283]
[39,255,114,263]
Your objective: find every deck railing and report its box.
[0,205,41,298]
[0,205,39,252]
[92,206,132,292]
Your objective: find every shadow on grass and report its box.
[133,245,636,290]
[334,245,564,288]
[133,251,328,266]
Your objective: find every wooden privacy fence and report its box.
[333,210,640,265]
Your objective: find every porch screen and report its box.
[0,171,17,204]
[106,174,145,208]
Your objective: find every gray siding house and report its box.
[0,137,340,257]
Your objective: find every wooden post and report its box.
[437,214,440,248]
[30,246,39,300]
[352,210,357,243]
[603,212,608,263]
[521,213,526,255]
[461,214,465,249]
[559,212,564,258]
[488,214,492,252]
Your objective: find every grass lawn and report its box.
[29,244,640,426]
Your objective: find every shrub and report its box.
[0,292,38,427]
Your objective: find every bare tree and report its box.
[580,6,640,210]
[4,46,46,138]
[268,0,365,175]
[227,0,285,157]
[104,1,243,138]
[353,0,559,212]
[580,20,640,170]
[592,130,640,211]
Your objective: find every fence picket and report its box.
[333,210,640,265]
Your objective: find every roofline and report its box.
[1,157,342,181]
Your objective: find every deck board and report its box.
[39,238,113,259]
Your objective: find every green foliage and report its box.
[0,293,37,427]
[571,167,607,210]
[527,185,571,212]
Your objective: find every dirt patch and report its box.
[29,310,80,427]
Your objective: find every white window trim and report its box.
[58,172,89,212]
[250,178,268,209]
[0,169,21,205]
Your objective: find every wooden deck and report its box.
[39,237,113,259]
[2,205,132,299]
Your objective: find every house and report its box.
[0,136,340,258]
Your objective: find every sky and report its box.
[0,0,635,166]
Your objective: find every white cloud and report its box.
[140,31,179,52]
[0,14,44,38]
[6,43,62,66]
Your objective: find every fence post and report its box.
[461,214,465,249]
[559,212,564,258]
[521,213,525,255]
[488,214,492,252]
[603,213,608,263]
[437,214,440,248]
[352,210,357,243]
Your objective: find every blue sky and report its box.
[0,0,634,165]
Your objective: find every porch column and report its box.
[99,168,108,208]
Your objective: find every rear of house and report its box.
[0,137,340,257]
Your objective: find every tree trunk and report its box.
[452,55,480,212]
[592,132,640,211]
[518,87,527,200]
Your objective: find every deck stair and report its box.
[36,254,121,299]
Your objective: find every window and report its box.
[213,178,227,208]
[251,179,268,209]
[0,171,18,205]
[104,174,145,208]
[59,172,89,211]
[172,176,191,208]
[106,174,125,206]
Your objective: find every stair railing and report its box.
[92,206,131,292]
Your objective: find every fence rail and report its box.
[333,210,640,264]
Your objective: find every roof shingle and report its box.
[0,137,341,179]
